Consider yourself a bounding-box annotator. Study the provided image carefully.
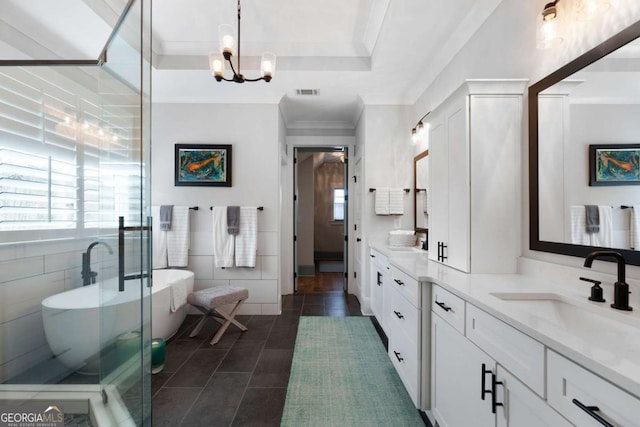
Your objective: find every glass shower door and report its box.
[97,0,152,424]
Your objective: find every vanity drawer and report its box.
[431,284,465,334]
[370,248,388,270]
[387,287,420,347]
[548,350,640,427]
[390,265,419,306]
[388,326,420,406]
[466,303,545,397]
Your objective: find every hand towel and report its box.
[389,188,404,215]
[169,280,188,312]
[167,206,190,267]
[570,206,590,245]
[585,205,600,234]
[631,206,640,250]
[374,187,390,215]
[591,206,613,248]
[227,206,240,235]
[151,206,168,269]
[159,205,173,231]
[213,207,234,268]
[235,206,258,267]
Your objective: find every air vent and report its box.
[295,89,318,96]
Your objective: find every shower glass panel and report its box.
[0,1,151,425]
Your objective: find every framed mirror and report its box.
[529,20,640,266]
[414,150,429,233]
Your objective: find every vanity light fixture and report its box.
[209,0,276,83]
[537,0,564,50]
[411,112,431,144]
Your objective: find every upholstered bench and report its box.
[187,286,249,345]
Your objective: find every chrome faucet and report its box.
[584,250,633,311]
[81,241,113,286]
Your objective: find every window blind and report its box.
[0,67,141,232]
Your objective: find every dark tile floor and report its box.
[151,292,362,427]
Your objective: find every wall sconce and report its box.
[537,1,565,49]
[536,0,611,49]
[411,112,431,144]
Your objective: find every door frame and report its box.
[280,136,355,296]
[293,146,349,292]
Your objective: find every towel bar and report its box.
[369,188,410,193]
[209,206,264,210]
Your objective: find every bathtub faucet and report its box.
[81,241,114,286]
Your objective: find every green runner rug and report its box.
[281,317,424,427]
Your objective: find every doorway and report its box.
[294,147,348,293]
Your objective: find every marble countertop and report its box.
[370,244,640,399]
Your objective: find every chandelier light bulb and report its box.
[209,52,225,79]
[218,24,235,57]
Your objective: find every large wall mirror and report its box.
[414,150,429,233]
[529,20,640,266]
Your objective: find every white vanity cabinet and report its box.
[386,264,422,407]
[547,350,640,426]
[428,80,526,273]
[430,284,572,427]
[369,248,388,328]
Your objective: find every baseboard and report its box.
[298,265,316,277]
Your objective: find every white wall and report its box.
[152,103,281,314]
[355,104,415,312]
[412,0,640,280]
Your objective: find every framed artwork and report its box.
[589,144,640,186]
[175,144,232,187]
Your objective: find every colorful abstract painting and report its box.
[590,144,640,186]
[174,144,232,187]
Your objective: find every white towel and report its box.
[212,207,234,268]
[151,206,168,269]
[389,188,404,215]
[169,280,188,312]
[631,206,640,250]
[570,205,613,247]
[167,206,190,267]
[591,206,613,248]
[375,187,390,215]
[235,206,258,267]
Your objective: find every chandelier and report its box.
[209,0,276,83]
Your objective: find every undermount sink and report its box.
[489,292,640,337]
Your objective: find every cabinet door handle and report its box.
[437,241,442,261]
[357,238,362,242]
[394,279,405,286]
[393,351,404,362]
[572,399,614,427]
[441,242,448,261]
[435,300,452,312]
[481,363,492,401]
[394,310,404,319]
[377,272,382,286]
[491,373,504,414]
[370,254,375,258]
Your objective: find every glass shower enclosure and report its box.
[0,1,152,425]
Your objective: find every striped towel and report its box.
[151,206,168,269]
[167,206,190,267]
[213,207,234,268]
[389,188,404,215]
[375,188,390,215]
[235,206,258,267]
[631,206,640,250]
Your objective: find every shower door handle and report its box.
[119,216,151,292]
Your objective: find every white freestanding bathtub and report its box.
[41,269,194,372]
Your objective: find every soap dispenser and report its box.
[579,277,605,302]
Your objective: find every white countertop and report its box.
[371,244,640,399]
